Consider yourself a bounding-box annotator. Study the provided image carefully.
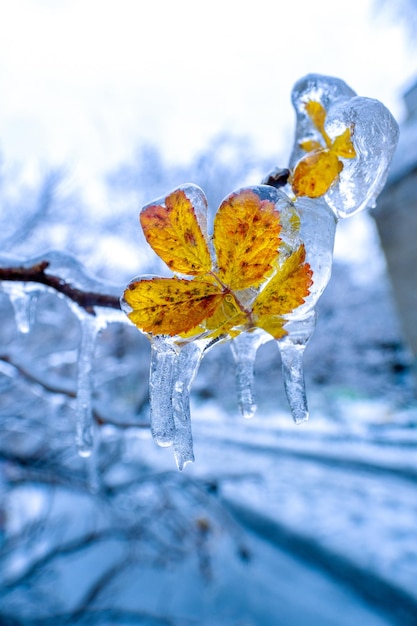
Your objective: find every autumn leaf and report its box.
[212,189,281,290]
[123,186,313,342]
[203,294,248,339]
[332,127,357,158]
[124,276,224,337]
[252,244,313,339]
[292,150,343,198]
[291,100,356,198]
[140,188,212,276]
[304,101,331,146]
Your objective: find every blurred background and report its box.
[1,1,417,624]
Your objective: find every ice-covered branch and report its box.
[0,260,121,315]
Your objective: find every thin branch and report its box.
[0,261,121,315]
[0,608,180,626]
[0,354,150,430]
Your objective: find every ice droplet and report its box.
[172,342,204,470]
[149,337,177,447]
[75,315,100,457]
[230,330,268,418]
[3,283,39,334]
[148,337,206,468]
[279,341,309,424]
[277,314,316,424]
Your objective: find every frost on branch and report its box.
[122,73,399,468]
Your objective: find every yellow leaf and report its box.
[291,149,343,198]
[253,244,313,339]
[304,101,331,147]
[291,101,357,199]
[123,277,223,337]
[299,139,323,152]
[204,293,249,338]
[140,189,212,276]
[178,293,249,341]
[332,126,356,158]
[212,189,281,290]
[128,186,314,342]
[255,317,287,340]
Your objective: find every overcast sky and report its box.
[0,0,416,183]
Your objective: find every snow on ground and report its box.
[186,401,417,622]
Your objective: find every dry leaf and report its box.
[213,189,281,290]
[140,188,212,275]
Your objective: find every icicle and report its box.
[278,340,309,424]
[230,330,268,418]
[277,313,316,424]
[172,342,204,470]
[86,445,100,494]
[75,315,101,457]
[3,283,39,334]
[149,337,178,447]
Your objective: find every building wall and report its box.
[373,168,417,373]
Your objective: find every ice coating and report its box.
[289,73,399,217]
[289,74,357,170]
[74,313,104,457]
[2,282,40,334]
[230,330,269,419]
[0,250,124,323]
[122,183,315,462]
[148,336,206,469]
[0,250,126,457]
[289,196,337,314]
[121,73,399,468]
[172,341,204,469]
[277,312,317,424]
[149,337,177,446]
[325,96,400,216]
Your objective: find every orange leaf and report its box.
[299,139,322,152]
[291,149,343,198]
[332,126,356,158]
[304,101,331,147]
[253,244,313,339]
[291,101,357,199]
[204,293,249,338]
[140,188,212,276]
[123,277,223,337]
[212,189,281,290]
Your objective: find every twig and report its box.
[0,261,121,315]
[0,355,150,430]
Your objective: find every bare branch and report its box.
[0,355,150,430]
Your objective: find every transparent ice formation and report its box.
[289,74,400,217]
[0,74,399,472]
[1,282,41,334]
[122,73,399,469]
[0,250,124,458]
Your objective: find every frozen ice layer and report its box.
[122,74,399,468]
[289,73,399,218]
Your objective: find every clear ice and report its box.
[230,331,269,419]
[0,74,396,471]
[149,337,207,469]
[0,250,124,457]
[2,282,40,334]
[121,74,399,468]
[74,314,101,457]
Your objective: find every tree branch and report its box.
[0,261,121,315]
[0,355,150,430]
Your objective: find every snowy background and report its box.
[1,1,417,625]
